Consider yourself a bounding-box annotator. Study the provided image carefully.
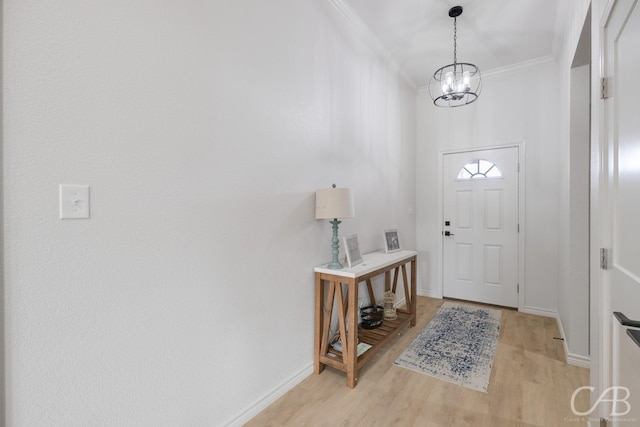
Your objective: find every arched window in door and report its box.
[457,159,502,179]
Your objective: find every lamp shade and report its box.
[315,187,355,219]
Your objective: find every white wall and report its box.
[416,59,561,315]
[557,63,590,361]
[2,1,416,425]
[556,0,591,365]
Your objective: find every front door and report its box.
[443,147,519,308]
[602,0,640,424]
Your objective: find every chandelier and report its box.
[429,6,481,107]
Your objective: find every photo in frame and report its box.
[384,229,401,253]
[343,234,363,267]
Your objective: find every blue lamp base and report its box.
[327,218,343,269]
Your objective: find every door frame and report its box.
[437,141,526,310]
[589,0,609,419]
[590,0,638,422]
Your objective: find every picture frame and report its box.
[384,229,401,253]
[343,234,363,267]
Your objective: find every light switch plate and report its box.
[59,184,90,219]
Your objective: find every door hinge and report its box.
[518,163,520,172]
[601,77,609,99]
[517,283,520,294]
[517,224,520,233]
[600,248,610,270]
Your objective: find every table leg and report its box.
[402,264,410,311]
[314,274,325,373]
[346,279,358,388]
[392,267,399,294]
[335,283,348,364]
[411,258,417,326]
[366,279,376,305]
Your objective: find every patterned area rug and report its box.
[393,301,502,392]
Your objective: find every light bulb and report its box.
[456,76,463,92]
[442,71,454,94]
[463,71,471,92]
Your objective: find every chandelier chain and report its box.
[453,17,457,65]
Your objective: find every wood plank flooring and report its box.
[245,297,590,427]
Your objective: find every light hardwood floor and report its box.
[246,297,590,427]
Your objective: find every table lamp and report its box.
[315,184,355,269]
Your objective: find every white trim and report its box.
[517,143,527,312]
[520,306,557,318]
[556,314,592,368]
[437,152,445,306]
[418,57,557,91]
[438,142,526,311]
[585,0,610,419]
[417,288,442,299]
[326,0,417,89]
[224,290,414,426]
[600,0,616,27]
[555,313,572,364]
[567,353,591,369]
[223,364,313,427]
[482,56,556,79]
[524,307,593,369]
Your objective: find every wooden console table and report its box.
[314,250,417,388]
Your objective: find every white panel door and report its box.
[443,147,519,307]
[603,0,640,424]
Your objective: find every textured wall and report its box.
[416,59,561,315]
[3,0,416,425]
[556,0,591,364]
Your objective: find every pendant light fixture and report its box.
[429,6,481,107]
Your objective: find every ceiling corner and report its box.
[551,0,572,59]
[326,0,418,88]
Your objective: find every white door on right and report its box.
[603,0,640,424]
[443,147,519,308]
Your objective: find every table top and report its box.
[314,250,417,279]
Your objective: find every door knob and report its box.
[444,231,455,237]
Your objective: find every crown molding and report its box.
[416,56,556,92]
[327,0,418,89]
[481,55,556,78]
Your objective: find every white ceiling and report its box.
[341,0,564,87]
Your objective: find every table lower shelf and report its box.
[319,309,413,372]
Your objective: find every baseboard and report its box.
[555,315,591,369]
[567,352,591,368]
[417,288,441,299]
[224,363,313,427]
[225,291,430,425]
[520,305,557,318]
